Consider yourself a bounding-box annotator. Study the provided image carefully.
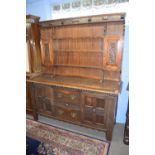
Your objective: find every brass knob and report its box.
[70,94,76,100]
[65,103,69,106]
[71,112,76,118]
[57,93,62,98]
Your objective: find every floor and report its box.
[27,115,129,155]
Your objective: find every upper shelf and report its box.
[40,13,125,28]
[52,37,104,40]
[53,49,103,53]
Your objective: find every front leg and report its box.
[104,97,117,141]
[106,129,113,141]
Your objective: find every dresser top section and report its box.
[27,74,121,95]
[26,14,40,23]
[40,13,125,27]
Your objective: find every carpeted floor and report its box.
[27,115,129,155]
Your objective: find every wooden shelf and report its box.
[53,37,104,40]
[54,64,103,70]
[54,49,103,53]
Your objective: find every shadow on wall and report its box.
[116,25,129,123]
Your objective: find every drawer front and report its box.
[54,88,80,104]
[54,105,80,122]
[54,101,80,111]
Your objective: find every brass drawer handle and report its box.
[57,93,63,98]
[93,108,96,112]
[71,112,77,118]
[65,103,69,107]
[58,109,64,115]
[70,94,76,100]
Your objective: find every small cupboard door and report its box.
[35,84,54,116]
[26,82,33,112]
[82,93,105,128]
[103,35,122,71]
[40,40,54,66]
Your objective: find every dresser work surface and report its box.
[27,74,120,94]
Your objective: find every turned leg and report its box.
[33,112,38,121]
[104,97,117,141]
[106,129,113,141]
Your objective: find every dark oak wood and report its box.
[26,13,125,141]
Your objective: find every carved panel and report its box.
[37,96,52,114]
[109,42,117,64]
[34,85,53,115]
[103,35,122,71]
[40,40,54,66]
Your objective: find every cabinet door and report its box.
[103,35,122,71]
[26,82,33,112]
[40,40,54,66]
[95,98,105,126]
[82,94,105,128]
[35,84,53,116]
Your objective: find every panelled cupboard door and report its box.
[82,94,105,128]
[40,40,54,66]
[103,36,122,71]
[26,82,32,111]
[34,84,54,116]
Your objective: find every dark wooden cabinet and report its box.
[27,13,125,141]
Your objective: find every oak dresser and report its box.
[26,13,125,141]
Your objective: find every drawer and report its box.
[54,88,80,104]
[54,106,80,122]
[54,101,80,111]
